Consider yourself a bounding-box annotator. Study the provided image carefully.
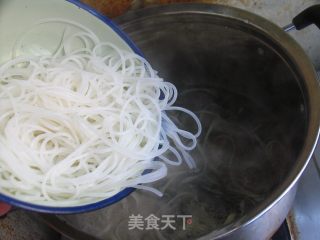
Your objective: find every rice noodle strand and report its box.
[0,19,201,206]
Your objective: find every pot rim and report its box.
[115,3,320,239]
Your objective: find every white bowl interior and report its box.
[0,0,133,64]
[0,0,137,210]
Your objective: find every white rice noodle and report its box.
[0,19,202,206]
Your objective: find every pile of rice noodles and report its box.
[0,20,201,206]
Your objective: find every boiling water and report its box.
[59,87,293,239]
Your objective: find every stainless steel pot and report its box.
[41,4,320,240]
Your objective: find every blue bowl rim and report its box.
[0,0,143,214]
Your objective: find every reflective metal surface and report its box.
[42,4,320,240]
[117,7,320,238]
[287,141,320,240]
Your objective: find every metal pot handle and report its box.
[284,4,320,32]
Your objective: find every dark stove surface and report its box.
[272,221,291,240]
